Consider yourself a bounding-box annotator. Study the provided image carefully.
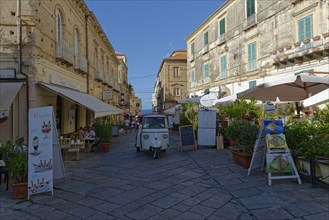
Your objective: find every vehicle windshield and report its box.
[143,117,166,129]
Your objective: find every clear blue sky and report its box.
[85,0,224,110]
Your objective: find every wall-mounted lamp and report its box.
[221,45,237,60]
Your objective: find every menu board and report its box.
[179,125,197,151]
[28,106,54,196]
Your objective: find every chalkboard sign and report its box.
[179,125,197,151]
[112,125,119,137]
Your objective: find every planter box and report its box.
[317,160,329,184]
[230,148,252,169]
[296,157,321,177]
[12,182,28,199]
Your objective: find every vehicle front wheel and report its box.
[153,148,160,159]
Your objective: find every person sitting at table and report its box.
[84,126,95,139]
[77,127,84,140]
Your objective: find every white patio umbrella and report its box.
[178,96,202,104]
[237,73,329,101]
[213,94,237,106]
[302,88,329,107]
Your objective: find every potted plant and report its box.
[223,120,259,168]
[0,139,28,199]
[94,120,112,152]
[181,101,198,138]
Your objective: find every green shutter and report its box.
[220,18,225,35]
[204,32,208,46]
[305,15,313,39]
[249,80,256,88]
[298,15,313,42]
[204,64,208,78]
[221,55,227,78]
[248,42,256,61]
[247,0,255,17]
[298,19,305,42]
[191,43,195,54]
[191,70,195,82]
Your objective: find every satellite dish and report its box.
[200,93,217,107]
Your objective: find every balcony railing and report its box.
[244,13,257,30]
[56,40,74,65]
[216,33,226,46]
[201,45,209,55]
[74,54,88,73]
[94,66,104,81]
[248,60,256,71]
[188,54,195,62]
[272,33,329,66]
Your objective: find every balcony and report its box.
[56,40,74,66]
[94,67,104,81]
[216,33,226,46]
[272,33,329,67]
[244,13,257,31]
[201,45,209,55]
[188,54,195,62]
[203,77,211,84]
[74,54,88,74]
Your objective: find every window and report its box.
[55,9,63,55]
[249,80,256,88]
[191,43,195,56]
[204,31,208,46]
[298,15,313,42]
[220,55,227,79]
[94,48,98,73]
[248,42,256,71]
[191,69,195,82]
[74,28,79,66]
[204,63,209,78]
[246,0,255,18]
[173,67,179,77]
[173,88,181,96]
[219,18,225,36]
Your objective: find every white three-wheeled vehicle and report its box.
[135,114,169,159]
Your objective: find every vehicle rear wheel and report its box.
[153,148,160,159]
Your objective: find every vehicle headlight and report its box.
[163,134,168,139]
[143,134,149,139]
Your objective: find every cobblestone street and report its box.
[1,131,328,220]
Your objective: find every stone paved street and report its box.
[1,131,329,220]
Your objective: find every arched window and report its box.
[55,9,63,56]
[74,28,79,67]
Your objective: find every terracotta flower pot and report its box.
[99,143,111,152]
[294,42,301,47]
[312,36,321,41]
[303,39,310,44]
[12,182,28,199]
[230,149,252,169]
[322,32,329,38]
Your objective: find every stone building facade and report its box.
[186,0,329,99]
[0,0,130,143]
[153,50,187,113]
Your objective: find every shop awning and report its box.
[0,82,23,118]
[39,83,121,117]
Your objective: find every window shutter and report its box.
[298,19,305,42]
[305,15,313,40]
[220,18,225,35]
[252,43,256,60]
[191,70,195,82]
[204,64,209,78]
[248,43,252,61]
[204,32,208,46]
[247,0,255,17]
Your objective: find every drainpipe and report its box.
[85,13,90,94]
[18,0,29,142]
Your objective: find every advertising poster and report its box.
[28,106,53,196]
